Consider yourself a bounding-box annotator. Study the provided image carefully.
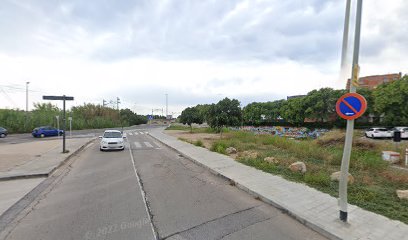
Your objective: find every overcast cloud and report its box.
[0,0,407,115]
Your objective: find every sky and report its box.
[0,0,407,116]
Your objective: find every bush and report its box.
[194,140,204,147]
[304,172,331,187]
[211,142,227,154]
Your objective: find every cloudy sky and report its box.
[0,0,407,116]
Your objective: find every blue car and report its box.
[32,126,64,138]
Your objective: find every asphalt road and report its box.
[1,129,326,240]
[0,124,162,145]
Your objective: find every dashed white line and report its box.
[140,132,144,135]
[128,132,133,136]
[127,141,158,240]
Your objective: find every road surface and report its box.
[1,128,326,240]
[0,124,161,145]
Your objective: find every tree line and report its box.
[0,103,147,133]
[180,75,408,130]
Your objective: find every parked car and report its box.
[365,128,393,139]
[392,127,408,139]
[0,127,8,138]
[32,126,64,138]
[99,130,126,151]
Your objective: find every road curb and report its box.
[0,138,96,182]
[149,132,341,240]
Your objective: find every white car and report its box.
[99,130,126,151]
[365,128,393,139]
[392,127,408,139]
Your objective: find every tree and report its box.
[356,87,376,119]
[179,106,203,132]
[304,88,346,122]
[195,104,211,123]
[280,97,306,124]
[373,76,408,125]
[207,98,242,133]
[120,108,147,126]
[243,102,265,125]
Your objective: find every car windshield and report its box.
[103,132,122,138]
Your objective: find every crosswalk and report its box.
[132,141,161,149]
[125,131,149,136]
[124,130,161,150]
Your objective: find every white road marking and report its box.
[140,132,144,135]
[134,132,139,135]
[127,141,158,240]
[144,142,153,148]
[145,132,149,134]
[128,132,133,136]
[134,142,142,148]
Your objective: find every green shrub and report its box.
[211,142,227,154]
[304,172,331,187]
[194,140,204,147]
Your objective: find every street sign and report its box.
[336,93,367,120]
[148,115,153,120]
[43,95,74,101]
[42,95,74,153]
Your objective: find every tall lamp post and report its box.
[339,0,363,222]
[25,82,30,112]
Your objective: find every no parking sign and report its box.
[336,93,367,120]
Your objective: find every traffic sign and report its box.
[336,93,367,120]
[43,95,74,100]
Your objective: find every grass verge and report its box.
[176,127,408,224]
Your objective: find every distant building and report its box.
[346,72,402,90]
[286,95,306,100]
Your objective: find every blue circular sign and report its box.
[336,93,367,120]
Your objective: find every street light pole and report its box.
[340,0,351,79]
[165,93,168,119]
[339,0,363,222]
[25,82,30,112]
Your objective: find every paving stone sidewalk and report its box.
[0,138,95,180]
[149,129,408,240]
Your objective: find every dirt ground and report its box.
[164,130,220,149]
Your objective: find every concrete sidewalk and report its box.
[0,138,95,180]
[149,129,408,240]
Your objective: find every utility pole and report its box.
[103,99,107,107]
[25,82,30,112]
[116,97,120,111]
[165,93,168,119]
[339,0,363,223]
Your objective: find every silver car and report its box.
[99,130,126,151]
[365,128,393,139]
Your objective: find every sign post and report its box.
[337,0,364,223]
[43,95,74,153]
[68,117,73,139]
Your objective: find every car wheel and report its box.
[100,148,104,152]
[0,133,5,138]
[40,134,45,138]
[365,133,369,138]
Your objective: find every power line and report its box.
[0,87,18,108]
